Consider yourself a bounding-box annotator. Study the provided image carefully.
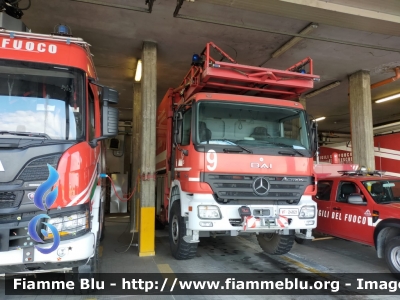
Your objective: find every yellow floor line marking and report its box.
[312,237,335,241]
[282,256,329,278]
[157,264,177,286]
[98,246,103,258]
[157,263,174,273]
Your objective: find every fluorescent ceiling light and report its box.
[135,59,142,82]
[375,93,400,103]
[271,23,318,58]
[305,81,341,99]
[373,121,400,130]
[314,117,326,122]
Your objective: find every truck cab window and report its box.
[316,181,333,200]
[0,59,84,140]
[181,109,192,146]
[363,180,400,203]
[195,101,310,155]
[337,182,361,203]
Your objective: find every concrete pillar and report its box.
[130,82,141,233]
[139,41,157,257]
[349,70,375,170]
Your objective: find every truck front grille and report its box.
[17,154,61,182]
[201,173,312,204]
[0,191,23,209]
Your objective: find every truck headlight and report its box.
[299,206,315,219]
[45,210,89,240]
[198,205,221,219]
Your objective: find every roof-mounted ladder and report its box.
[174,42,320,101]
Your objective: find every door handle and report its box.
[333,207,341,211]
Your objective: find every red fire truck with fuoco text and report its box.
[304,165,400,276]
[0,18,119,275]
[155,42,320,259]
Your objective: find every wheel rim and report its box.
[171,215,179,245]
[390,246,400,271]
[261,233,274,242]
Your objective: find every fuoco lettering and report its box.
[0,38,57,54]
[344,214,367,224]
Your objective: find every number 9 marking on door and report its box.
[206,150,217,171]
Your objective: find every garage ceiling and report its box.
[18,0,400,133]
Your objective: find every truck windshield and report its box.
[363,180,400,204]
[0,59,84,140]
[195,101,310,154]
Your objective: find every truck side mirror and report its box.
[174,112,183,144]
[101,87,119,104]
[101,101,119,137]
[89,85,119,148]
[309,119,318,155]
[348,194,366,205]
[173,111,188,156]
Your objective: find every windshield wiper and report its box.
[228,144,252,154]
[18,139,77,149]
[208,139,253,153]
[223,146,253,154]
[263,141,305,157]
[278,149,304,157]
[0,131,50,139]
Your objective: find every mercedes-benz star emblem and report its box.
[252,177,270,196]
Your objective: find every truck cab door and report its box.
[330,181,374,244]
[313,180,334,234]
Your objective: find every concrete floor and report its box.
[1,215,399,300]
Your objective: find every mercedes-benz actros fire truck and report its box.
[156,42,320,259]
[0,15,119,274]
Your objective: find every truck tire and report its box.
[257,233,295,255]
[169,201,198,260]
[384,236,400,275]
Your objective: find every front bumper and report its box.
[0,232,95,273]
[186,194,317,232]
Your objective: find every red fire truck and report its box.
[0,17,118,275]
[156,42,320,259]
[310,167,400,275]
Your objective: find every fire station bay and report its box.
[3,1,400,299]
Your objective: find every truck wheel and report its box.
[169,201,198,259]
[384,236,400,275]
[257,233,295,255]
